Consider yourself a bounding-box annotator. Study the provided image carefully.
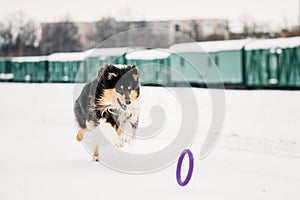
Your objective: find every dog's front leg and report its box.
[129,114,139,139]
[99,119,124,148]
[131,122,138,139]
[117,121,131,143]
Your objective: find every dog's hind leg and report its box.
[77,120,98,142]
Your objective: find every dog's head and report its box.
[98,64,140,109]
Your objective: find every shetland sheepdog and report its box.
[74,64,140,161]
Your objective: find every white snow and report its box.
[126,48,171,60]
[0,83,300,200]
[12,56,48,62]
[47,52,86,61]
[170,39,251,53]
[85,47,131,60]
[245,37,300,50]
[0,73,13,80]
[169,37,300,53]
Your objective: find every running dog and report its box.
[74,64,140,161]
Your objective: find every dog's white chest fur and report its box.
[112,98,140,123]
[99,100,140,147]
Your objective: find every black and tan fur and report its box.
[74,64,140,161]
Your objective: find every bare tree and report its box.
[190,20,202,41]
[0,12,39,56]
[15,20,38,55]
[0,22,14,56]
[240,14,271,38]
[40,19,82,54]
[87,18,118,47]
[241,15,258,36]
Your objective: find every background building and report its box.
[40,18,230,52]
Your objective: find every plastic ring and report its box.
[176,149,194,186]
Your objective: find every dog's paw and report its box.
[113,138,124,148]
[76,132,83,142]
[92,156,99,162]
[121,134,132,144]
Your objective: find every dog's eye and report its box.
[117,85,123,91]
[116,86,123,93]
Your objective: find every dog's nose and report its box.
[125,99,131,105]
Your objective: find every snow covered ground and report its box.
[0,83,300,200]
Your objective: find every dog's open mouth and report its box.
[117,98,127,110]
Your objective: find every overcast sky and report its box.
[0,0,298,32]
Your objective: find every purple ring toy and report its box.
[176,149,194,186]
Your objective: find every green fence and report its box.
[125,49,171,85]
[48,52,86,82]
[1,37,299,88]
[245,37,300,87]
[0,58,12,81]
[169,39,250,85]
[85,48,129,81]
[11,56,48,82]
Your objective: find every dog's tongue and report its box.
[117,98,127,110]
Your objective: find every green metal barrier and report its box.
[11,56,48,82]
[84,48,130,82]
[169,39,250,86]
[245,47,300,87]
[277,47,300,86]
[48,52,86,82]
[1,37,299,88]
[125,49,171,85]
[0,58,12,81]
[245,37,300,88]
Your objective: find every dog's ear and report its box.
[130,65,139,81]
[105,64,114,71]
[96,64,117,81]
[100,64,118,80]
[130,65,138,73]
[96,67,105,82]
